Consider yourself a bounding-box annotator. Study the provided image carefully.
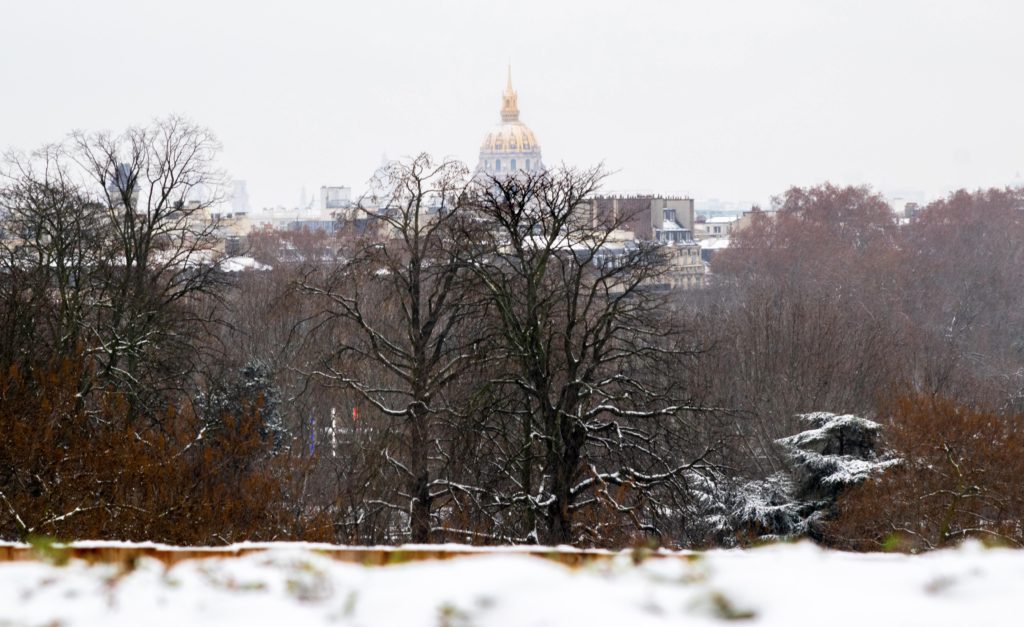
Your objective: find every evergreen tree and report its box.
[690,412,897,545]
[202,361,288,449]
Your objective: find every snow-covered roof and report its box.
[217,256,272,273]
[699,237,730,250]
[661,218,687,231]
[705,216,739,224]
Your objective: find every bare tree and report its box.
[0,145,107,372]
[67,115,227,410]
[703,184,906,475]
[898,188,1024,409]
[460,166,716,545]
[299,154,482,543]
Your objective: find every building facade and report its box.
[694,215,738,239]
[590,195,696,241]
[588,195,704,289]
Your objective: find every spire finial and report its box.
[500,63,519,122]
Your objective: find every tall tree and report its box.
[68,115,227,409]
[0,146,106,371]
[300,154,481,543]
[703,184,905,472]
[898,188,1024,408]
[461,166,714,545]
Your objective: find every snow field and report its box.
[0,541,1021,626]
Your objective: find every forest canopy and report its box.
[3,125,1023,550]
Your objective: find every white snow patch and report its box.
[0,542,1020,625]
[218,256,272,273]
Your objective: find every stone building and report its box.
[588,195,704,289]
[590,195,696,241]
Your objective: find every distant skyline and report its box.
[2,0,1023,209]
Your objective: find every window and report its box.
[495,160,501,172]
[511,159,517,170]
[526,159,531,170]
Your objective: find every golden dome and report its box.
[480,122,539,154]
[477,65,543,175]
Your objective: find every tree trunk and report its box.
[546,415,583,545]
[409,403,431,543]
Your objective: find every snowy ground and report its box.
[0,541,1021,626]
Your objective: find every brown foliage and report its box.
[715,183,899,287]
[828,394,1024,551]
[699,184,1024,475]
[0,358,330,544]
[898,188,1024,406]
[694,184,908,474]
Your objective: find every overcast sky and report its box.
[2,0,1023,209]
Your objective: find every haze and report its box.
[2,0,1022,208]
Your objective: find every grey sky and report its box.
[2,0,1022,209]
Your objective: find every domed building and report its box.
[477,67,543,178]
